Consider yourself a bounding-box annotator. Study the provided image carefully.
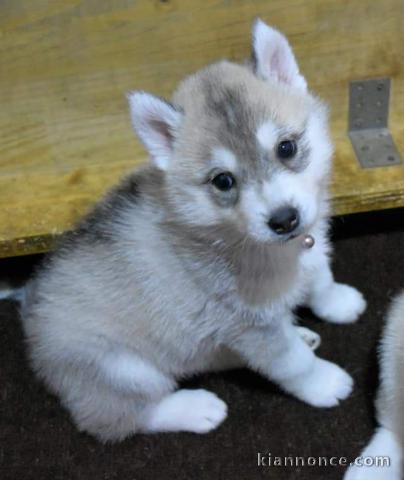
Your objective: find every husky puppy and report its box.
[344,292,404,480]
[20,19,366,442]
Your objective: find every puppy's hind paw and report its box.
[311,283,366,324]
[141,389,228,434]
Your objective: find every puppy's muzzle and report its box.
[268,206,299,235]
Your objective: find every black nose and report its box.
[268,207,300,235]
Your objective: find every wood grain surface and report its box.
[1,0,403,257]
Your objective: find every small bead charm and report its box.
[302,234,315,249]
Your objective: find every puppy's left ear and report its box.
[128,91,182,171]
[252,19,307,91]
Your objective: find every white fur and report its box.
[252,19,307,91]
[282,357,353,407]
[141,389,228,433]
[100,351,174,397]
[256,120,278,151]
[0,282,24,301]
[229,316,353,407]
[18,20,366,442]
[311,283,366,324]
[211,147,237,171]
[344,427,402,480]
[344,292,404,479]
[305,107,333,179]
[240,169,320,243]
[297,326,321,350]
[242,105,334,245]
[304,248,367,324]
[128,91,182,170]
[240,185,274,242]
[0,282,14,299]
[263,171,319,227]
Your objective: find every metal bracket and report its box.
[348,78,402,168]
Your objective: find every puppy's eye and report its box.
[277,139,297,159]
[211,172,236,191]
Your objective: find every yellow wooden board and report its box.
[1,0,404,257]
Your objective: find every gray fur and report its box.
[376,291,404,445]
[20,20,366,442]
[344,292,404,480]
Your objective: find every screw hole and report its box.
[361,145,370,151]
[387,156,395,162]
[377,83,384,91]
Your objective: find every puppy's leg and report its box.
[302,234,366,324]
[343,427,401,480]
[57,349,177,441]
[98,350,175,397]
[344,292,404,480]
[201,327,321,375]
[140,389,228,434]
[228,314,353,407]
[66,349,227,438]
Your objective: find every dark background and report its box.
[1,208,403,480]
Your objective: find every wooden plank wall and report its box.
[1,0,403,256]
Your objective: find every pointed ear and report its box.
[127,91,182,170]
[252,19,307,91]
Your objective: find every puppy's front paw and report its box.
[311,283,366,324]
[343,427,402,480]
[283,358,353,408]
[344,463,399,480]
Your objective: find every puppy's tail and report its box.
[0,282,26,303]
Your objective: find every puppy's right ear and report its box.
[128,91,182,171]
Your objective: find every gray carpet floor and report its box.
[1,209,403,480]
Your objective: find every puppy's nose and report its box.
[268,207,300,235]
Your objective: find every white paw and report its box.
[143,389,228,434]
[311,283,366,324]
[0,282,23,301]
[344,427,402,480]
[344,464,399,480]
[296,326,321,351]
[283,358,353,408]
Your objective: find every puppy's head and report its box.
[128,19,332,243]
